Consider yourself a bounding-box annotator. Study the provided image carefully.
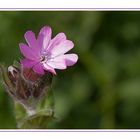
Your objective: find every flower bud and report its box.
[8,66,19,84]
[0,62,54,128]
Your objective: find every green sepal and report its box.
[14,88,54,129]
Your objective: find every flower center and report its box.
[40,52,51,63]
[40,56,45,62]
[40,55,46,62]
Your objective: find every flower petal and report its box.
[47,55,67,70]
[19,43,40,60]
[43,62,56,75]
[20,58,37,68]
[37,34,44,51]
[64,54,78,66]
[33,63,44,75]
[50,40,74,57]
[49,32,66,50]
[38,26,52,50]
[24,31,36,48]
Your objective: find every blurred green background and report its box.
[1,11,140,128]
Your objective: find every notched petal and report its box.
[38,26,52,50]
[50,40,74,56]
[64,54,78,66]
[24,30,37,48]
[19,43,39,60]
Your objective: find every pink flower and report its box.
[19,26,78,75]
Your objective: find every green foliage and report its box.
[0,11,140,128]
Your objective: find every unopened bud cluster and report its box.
[0,62,53,114]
